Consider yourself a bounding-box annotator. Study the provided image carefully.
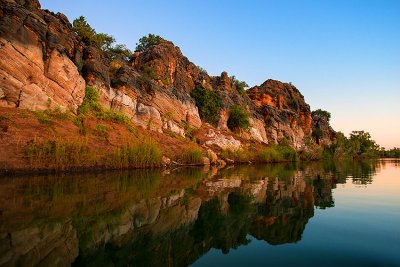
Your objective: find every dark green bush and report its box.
[227,105,250,131]
[135,34,161,52]
[190,86,222,123]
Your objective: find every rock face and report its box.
[0,0,85,112]
[247,79,313,148]
[86,38,203,134]
[0,0,332,150]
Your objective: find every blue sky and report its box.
[40,0,400,148]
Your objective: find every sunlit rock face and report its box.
[247,79,313,148]
[0,0,85,112]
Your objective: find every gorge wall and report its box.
[0,0,335,155]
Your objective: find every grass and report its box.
[0,113,12,121]
[33,108,71,124]
[95,124,108,138]
[25,139,93,169]
[180,147,203,164]
[221,148,254,163]
[110,138,162,169]
[256,145,298,163]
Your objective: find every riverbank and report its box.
[0,107,305,175]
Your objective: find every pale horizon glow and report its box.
[40,0,400,148]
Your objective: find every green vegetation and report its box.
[230,75,249,96]
[72,16,131,64]
[135,34,161,52]
[221,148,254,163]
[78,85,131,124]
[73,16,114,50]
[95,124,108,138]
[180,147,203,164]
[323,130,380,159]
[257,145,298,163]
[0,113,11,121]
[227,105,250,131]
[110,138,162,169]
[190,86,222,123]
[26,139,92,168]
[33,108,71,124]
[380,148,400,158]
[312,109,331,122]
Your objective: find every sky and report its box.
[40,0,400,148]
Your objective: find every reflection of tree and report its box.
[250,180,314,245]
[313,174,335,209]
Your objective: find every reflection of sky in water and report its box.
[1,159,399,266]
[193,160,400,267]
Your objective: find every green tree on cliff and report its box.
[73,16,114,49]
[135,34,161,52]
[312,109,331,122]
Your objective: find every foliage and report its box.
[190,86,222,123]
[73,16,114,50]
[110,138,162,169]
[312,109,331,122]
[380,148,400,158]
[230,75,249,96]
[323,131,379,159]
[349,131,379,157]
[135,34,161,52]
[73,16,131,61]
[227,105,250,131]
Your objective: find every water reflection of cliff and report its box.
[0,160,379,267]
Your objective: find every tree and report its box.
[349,131,379,156]
[135,34,161,52]
[312,109,331,122]
[230,75,249,96]
[227,105,250,131]
[72,16,115,50]
[72,16,96,45]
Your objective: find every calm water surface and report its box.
[0,159,399,266]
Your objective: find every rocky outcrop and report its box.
[0,0,85,112]
[0,0,333,152]
[247,79,313,148]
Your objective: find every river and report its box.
[0,159,399,266]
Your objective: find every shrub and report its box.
[135,34,161,52]
[110,138,162,169]
[190,86,221,123]
[227,105,250,131]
